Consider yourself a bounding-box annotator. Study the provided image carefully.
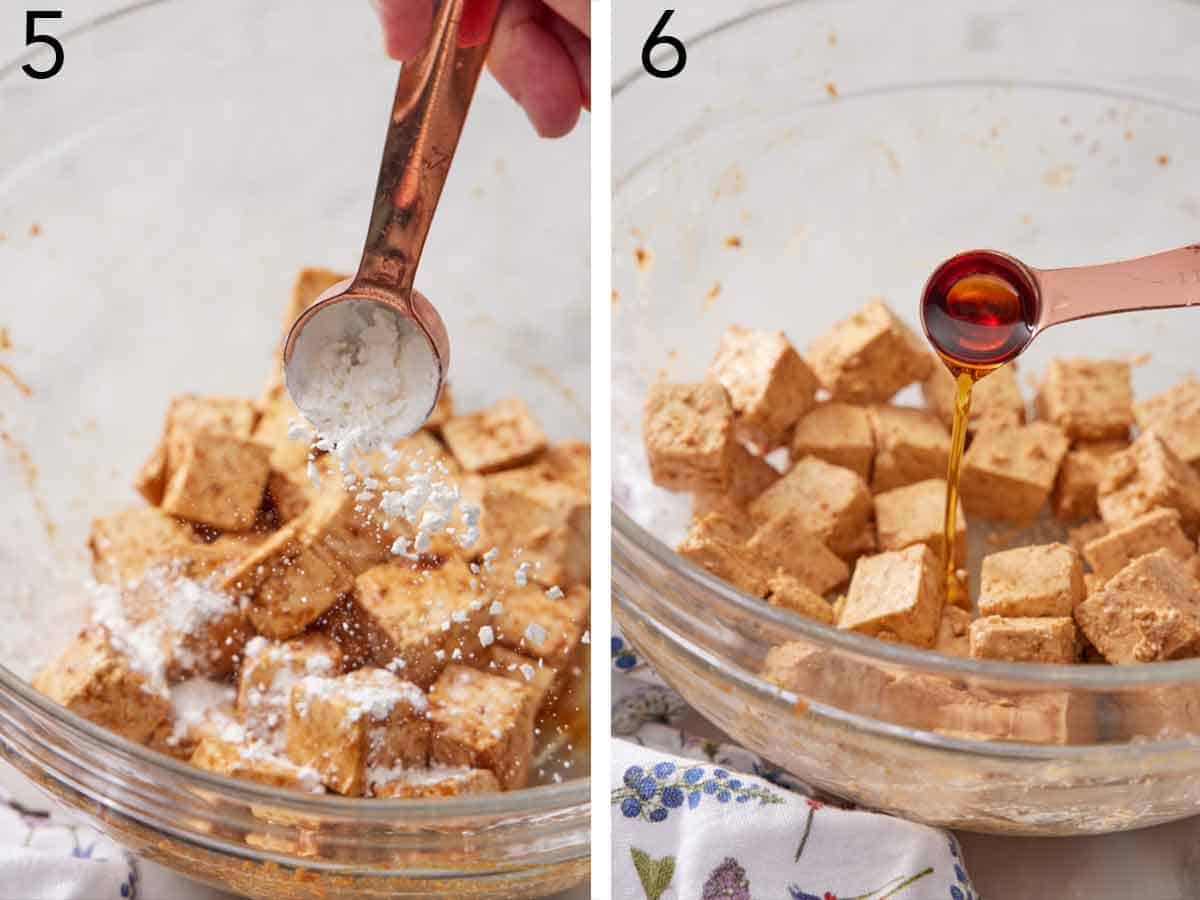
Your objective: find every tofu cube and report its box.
[806,300,933,403]
[969,616,1078,663]
[372,767,500,799]
[32,628,169,744]
[352,561,489,687]
[135,394,258,505]
[150,687,238,760]
[298,487,402,575]
[222,523,353,639]
[495,583,590,666]
[1075,549,1200,663]
[1035,358,1133,441]
[487,646,560,715]
[160,432,272,530]
[764,572,835,624]
[313,596,391,671]
[874,478,966,567]
[1134,378,1200,468]
[959,423,1069,524]
[88,507,245,584]
[868,406,950,493]
[934,606,972,657]
[746,512,849,595]
[922,363,1025,434]
[263,468,316,526]
[1098,431,1200,536]
[707,325,818,449]
[529,440,591,496]
[642,382,735,493]
[190,737,321,792]
[237,634,345,743]
[442,397,548,474]
[760,642,889,710]
[1052,439,1128,522]
[693,442,779,519]
[428,665,536,789]
[253,383,310,475]
[790,402,875,481]
[749,456,875,559]
[286,668,430,796]
[837,544,944,647]
[677,513,769,597]
[1083,507,1198,582]
[1068,519,1108,554]
[977,543,1084,618]
[282,267,346,337]
[481,470,589,588]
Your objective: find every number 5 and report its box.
[23,10,64,80]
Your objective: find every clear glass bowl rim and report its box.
[0,0,588,826]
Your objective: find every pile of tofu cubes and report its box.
[643,299,1200,685]
[34,269,590,799]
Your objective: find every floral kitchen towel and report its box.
[611,632,979,900]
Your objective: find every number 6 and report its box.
[643,10,687,79]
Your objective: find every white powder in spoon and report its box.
[287,301,440,458]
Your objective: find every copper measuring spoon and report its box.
[283,0,493,429]
[921,244,1200,369]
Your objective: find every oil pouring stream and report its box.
[920,243,1200,604]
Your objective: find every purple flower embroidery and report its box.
[701,857,750,900]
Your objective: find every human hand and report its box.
[372,0,589,138]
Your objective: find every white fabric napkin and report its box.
[611,631,980,900]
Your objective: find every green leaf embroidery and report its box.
[630,847,676,900]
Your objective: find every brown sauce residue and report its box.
[0,364,31,397]
[634,247,652,270]
[724,235,743,249]
[0,426,56,539]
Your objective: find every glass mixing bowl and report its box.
[613,0,1200,835]
[0,1,588,896]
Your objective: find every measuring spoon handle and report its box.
[351,0,493,303]
[1034,243,1200,330]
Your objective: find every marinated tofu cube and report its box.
[528,440,591,496]
[223,523,353,639]
[1083,507,1198,582]
[806,300,933,403]
[372,766,501,799]
[487,646,560,715]
[253,383,311,475]
[495,583,589,666]
[237,634,344,743]
[969,616,1078,663]
[88,507,245,584]
[760,642,889,709]
[707,325,818,449]
[481,470,589,588]
[263,468,316,527]
[135,394,259,505]
[1134,378,1200,468]
[160,432,272,531]
[428,665,536,789]
[442,397,548,474]
[642,382,736,493]
[922,363,1025,434]
[190,736,322,792]
[874,478,966,567]
[790,402,875,480]
[282,267,346,338]
[1068,519,1108,554]
[1098,431,1200,536]
[838,545,943,648]
[1075,549,1200,663]
[150,681,238,760]
[1053,440,1128,522]
[868,406,950,493]
[977,543,1084,618]
[746,512,849,595]
[764,572,835,624]
[693,442,779,519]
[286,668,430,796]
[749,456,875,559]
[959,423,1069,524]
[934,606,972,657]
[677,513,769,597]
[313,596,391,671]
[1035,358,1133,442]
[298,487,401,575]
[353,561,489,686]
[32,628,169,744]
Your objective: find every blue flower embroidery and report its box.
[611,635,641,671]
[612,761,785,822]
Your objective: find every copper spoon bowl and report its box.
[283,0,492,430]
